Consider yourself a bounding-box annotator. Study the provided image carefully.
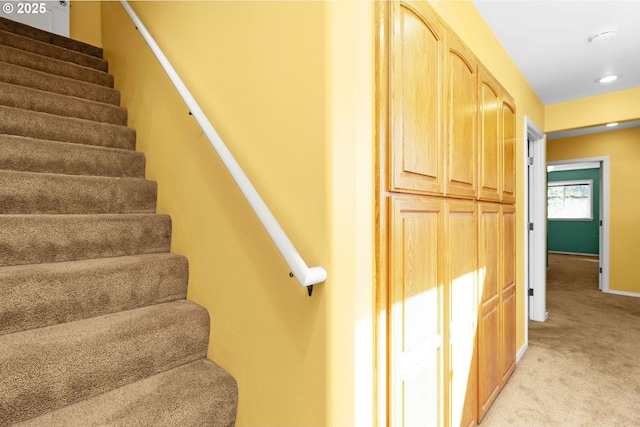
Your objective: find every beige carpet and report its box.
[0,16,237,426]
[481,253,640,426]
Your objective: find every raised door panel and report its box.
[445,200,478,427]
[445,36,477,199]
[477,203,500,420]
[389,195,445,427]
[478,68,501,202]
[501,205,516,382]
[500,286,516,383]
[390,2,444,195]
[501,99,516,203]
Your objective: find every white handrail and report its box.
[120,0,327,290]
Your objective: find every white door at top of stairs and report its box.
[1,0,70,37]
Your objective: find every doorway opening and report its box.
[524,116,546,341]
[546,157,610,293]
[1,0,70,37]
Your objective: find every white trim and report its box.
[525,117,547,324]
[119,0,326,289]
[605,289,640,298]
[516,342,528,363]
[547,162,600,172]
[547,156,609,293]
[548,251,598,257]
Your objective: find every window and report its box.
[547,179,593,220]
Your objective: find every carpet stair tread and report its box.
[0,15,238,427]
[0,44,113,87]
[0,253,189,335]
[0,169,157,214]
[0,81,127,125]
[0,61,120,105]
[0,105,136,150]
[15,359,238,427]
[0,213,172,267]
[0,29,108,71]
[0,16,103,58]
[0,134,145,178]
[0,300,210,425]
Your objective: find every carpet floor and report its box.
[480,253,640,426]
[0,16,237,426]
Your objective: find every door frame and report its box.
[546,156,610,293]
[524,117,547,331]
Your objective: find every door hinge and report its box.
[600,267,603,273]
[528,288,534,296]
[528,222,534,231]
[527,157,534,166]
[600,220,603,226]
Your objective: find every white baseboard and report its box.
[605,289,640,298]
[516,342,528,363]
[548,250,599,257]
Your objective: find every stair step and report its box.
[0,105,136,150]
[0,44,112,87]
[0,16,103,58]
[15,359,238,427]
[0,213,171,267]
[0,135,145,178]
[0,300,209,425]
[0,61,120,105]
[0,29,108,71]
[0,81,127,125]
[0,169,157,214]
[0,253,188,335]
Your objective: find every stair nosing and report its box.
[0,104,136,151]
[0,29,108,72]
[0,60,120,105]
[0,44,113,87]
[0,81,128,125]
[0,16,103,58]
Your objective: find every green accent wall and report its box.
[547,168,600,255]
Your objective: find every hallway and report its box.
[480,253,640,426]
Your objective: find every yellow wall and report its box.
[546,88,640,132]
[325,3,375,426]
[429,0,545,353]
[86,1,542,425]
[69,1,102,47]
[101,2,333,425]
[547,127,640,294]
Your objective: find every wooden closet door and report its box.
[478,68,501,202]
[445,35,477,199]
[389,195,445,427]
[444,200,478,427]
[501,204,516,382]
[477,203,500,420]
[390,1,445,195]
[501,99,516,203]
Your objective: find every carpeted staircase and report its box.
[0,17,238,426]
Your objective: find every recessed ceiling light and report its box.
[590,30,618,45]
[606,122,619,127]
[598,75,619,83]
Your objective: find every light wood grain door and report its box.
[477,203,500,420]
[390,1,445,195]
[389,195,445,427]
[478,68,501,202]
[445,35,477,199]
[501,99,516,203]
[500,204,516,382]
[445,200,478,427]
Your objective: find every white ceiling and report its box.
[547,119,640,139]
[472,1,640,106]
